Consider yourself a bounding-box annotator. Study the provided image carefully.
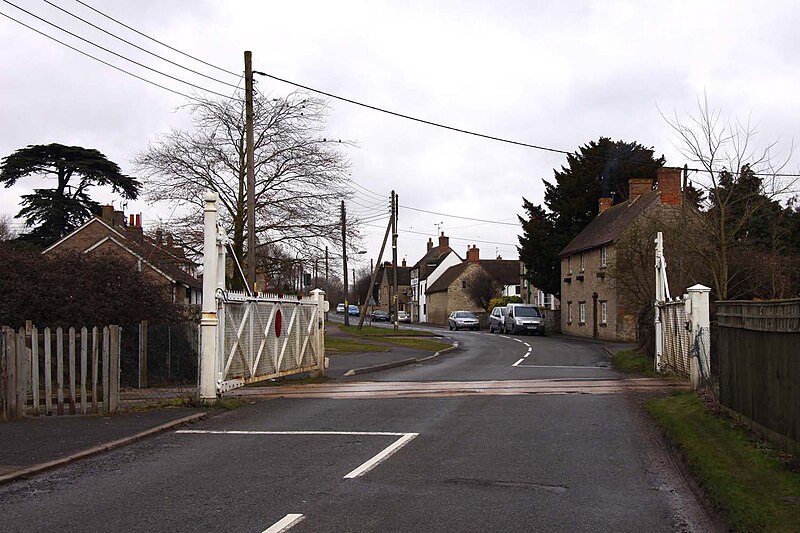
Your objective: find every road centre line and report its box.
[514,364,612,370]
[512,358,525,367]
[175,430,419,479]
[263,514,304,533]
[344,432,418,478]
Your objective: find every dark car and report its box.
[371,309,390,321]
[448,310,480,331]
[488,306,507,333]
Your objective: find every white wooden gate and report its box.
[216,291,324,393]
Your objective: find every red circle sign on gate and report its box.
[275,309,282,337]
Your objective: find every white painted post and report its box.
[311,289,327,376]
[654,232,664,372]
[686,284,711,390]
[199,191,220,404]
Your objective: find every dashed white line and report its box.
[176,429,419,479]
[512,358,525,367]
[344,432,418,478]
[263,513,305,533]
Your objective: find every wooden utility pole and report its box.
[244,51,256,293]
[392,191,399,331]
[341,200,349,326]
[357,213,392,329]
[325,246,329,286]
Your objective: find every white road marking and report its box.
[513,338,523,343]
[175,430,419,479]
[263,513,304,533]
[512,358,525,367]
[344,432,418,479]
[513,364,612,370]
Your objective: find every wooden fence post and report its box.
[91,327,98,413]
[80,327,88,415]
[4,328,16,419]
[139,320,148,388]
[31,325,39,416]
[56,327,64,416]
[44,327,52,415]
[16,328,27,419]
[102,327,110,414]
[68,327,76,415]
[109,325,120,413]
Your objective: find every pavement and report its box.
[0,324,627,488]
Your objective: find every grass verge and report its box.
[611,349,661,378]
[379,337,452,352]
[337,324,430,337]
[326,336,390,353]
[646,392,800,532]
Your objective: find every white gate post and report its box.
[199,192,219,404]
[686,284,711,389]
[311,288,327,377]
[654,232,666,372]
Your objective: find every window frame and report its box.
[600,301,608,325]
[567,302,573,324]
[600,246,608,268]
[579,302,586,324]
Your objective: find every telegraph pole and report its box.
[244,51,256,293]
[341,200,349,326]
[358,213,392,329]
[325,246,329,287]
[392,191,399,331]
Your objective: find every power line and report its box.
[0,10,195,100]
[73,0,239,78]
[3,0,235,100]
[399,204,519,227]
[42,0,240,89]
[363,223,518,248]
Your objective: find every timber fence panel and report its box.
[92,326,99,413]
[56,327,64,416]
[4,328,16,419]
[15,328,27,419]
[68,327,76,415]
[109,326,120,413]
[102,327,110,414]
[80,327,88,414]
[31,326,39,416]
[44,327,52,415]
[716,299,800,455]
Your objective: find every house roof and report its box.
[379,265,411,286]
[44,216,201,289]
[558,190,661,257]
[426,262,470,294]
[412,246,461,279]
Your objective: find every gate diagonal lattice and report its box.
[217,292,322,393]
[658,299,690,376]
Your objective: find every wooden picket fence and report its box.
[1,324,120,420]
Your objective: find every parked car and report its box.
[336,303,345,314]
[348,304,359,316]
[448,310,479,331]
[371,309,390,321]
[396,310,410,323]
[503,304,544,335]
[488,306,507,333]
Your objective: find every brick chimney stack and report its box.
[657,167,682,206]
[629,178,654,202]
[402,258,407,267]
[101,205,114,224]
[427,238,433,251]
[599,197,613,214]
[438,232,449,250]
[467,245,480,262]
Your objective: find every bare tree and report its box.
[135,91,357,274]
[664,95,798,299]
[0,214,16,241]
[465,268,504,312]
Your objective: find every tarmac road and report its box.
[0,330,718,532]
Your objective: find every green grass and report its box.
[326,336,390,353]
[337,324,430,337]
[379,337,452,352]
[611,349,661,378]
[646,392,800,532]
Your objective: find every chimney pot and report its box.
[156,228,163,245]
[135,214,141,227]
[467,246,480,262]
[129,214,135,226]
[599,197,613,214]
[427,238,433,251]
[438,232,449,250]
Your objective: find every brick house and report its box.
[425,245,521,325]
[42,205,202,305]
[408,233,462,322]
[558,167,683,341]
[375,260,412,313]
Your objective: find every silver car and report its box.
[503,304,545,335]
[448,310,479,331]
[488,306,507,333]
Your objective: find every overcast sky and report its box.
[1,0,798,271]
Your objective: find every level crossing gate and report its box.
[198,192,328,401]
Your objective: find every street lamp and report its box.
[343,249,367,326]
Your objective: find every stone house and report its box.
[558,167,683,341]
[425,245,521,325]
[408,233,462,322]
[375,260,412,313]
[42,205,202,305]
